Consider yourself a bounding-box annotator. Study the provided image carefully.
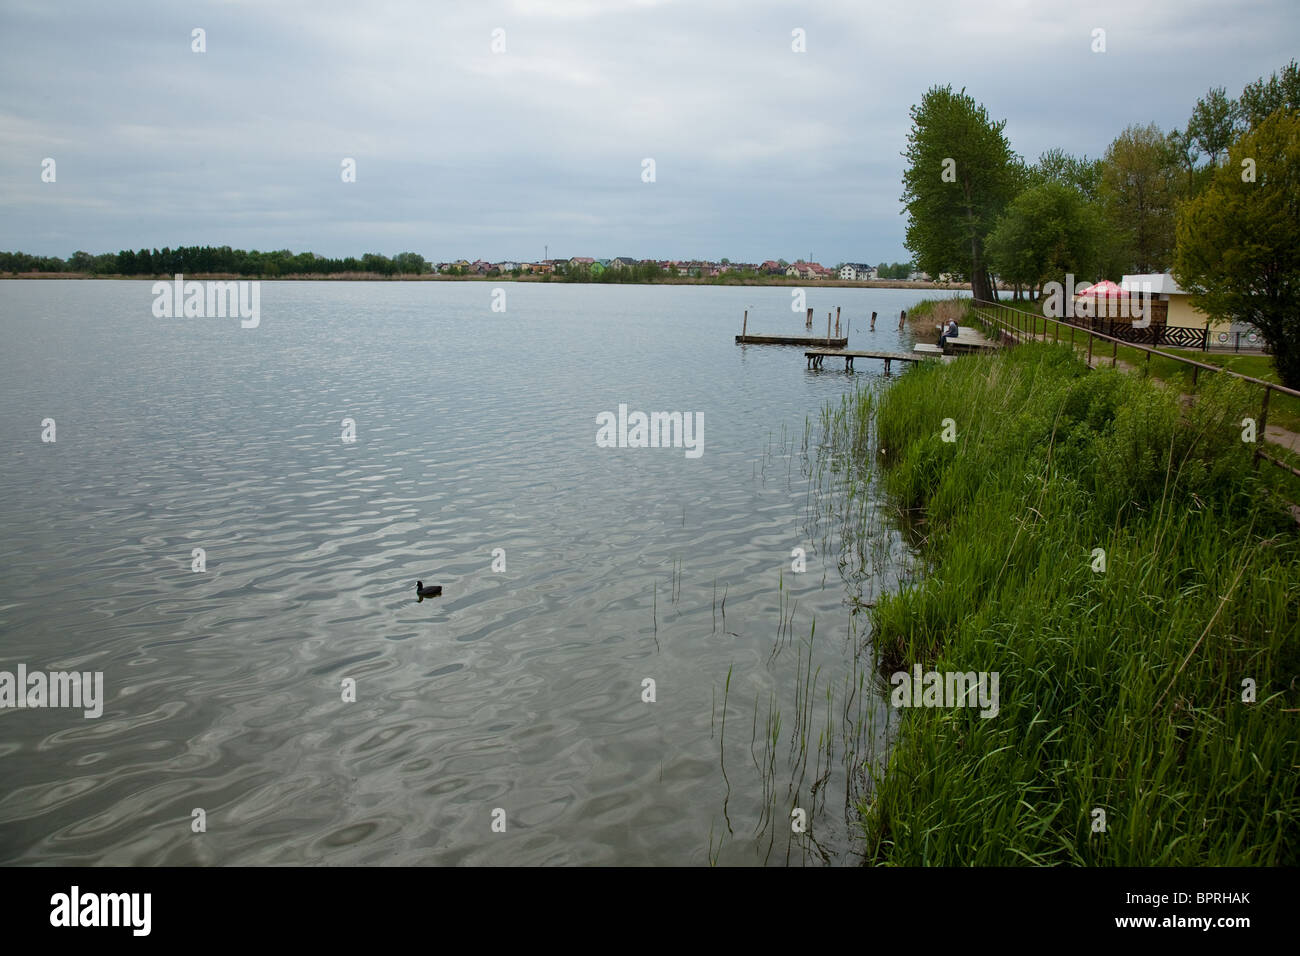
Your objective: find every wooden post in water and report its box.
[827,313,832,342]
[870,311,877,331]
[835,306,841,338]
[899,310,906,330]
[806,307,813,328]
[742,310,748,338]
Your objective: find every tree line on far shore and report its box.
[901,59,1300,387]
[0,247,433,277]
[0,248,920,283]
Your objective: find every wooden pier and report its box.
[934,325,999,354]
[739,333,849,347]
[737,307,847,347]
[806,349,948,371]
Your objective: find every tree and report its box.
[1173,111,1300,388]
[985,183,1106,298]
[901,85,1019,301]
[1187,86,1241,164]
[1099,124,1180,273]
[1239,59,1300,130]
[1034,148,1104,201]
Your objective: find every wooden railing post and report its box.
[1087,331,1093,368]
[1112,338,1117,368]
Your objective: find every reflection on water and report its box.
[0,280,957,865]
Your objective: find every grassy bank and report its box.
[956,299,1300,435]
[847,343,1299,864]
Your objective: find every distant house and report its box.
[610,257,638,270]
[839,265,857,280]
[908,270,930,282]
[498,261,520,272]
[568,256,595,268]
[760,260,784,275]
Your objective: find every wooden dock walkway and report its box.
[933,325,998,354]
[806,349,949,371]
[738,333,849,347]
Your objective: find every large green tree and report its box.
[1099,123,1181,273]
[985,182,1106,298]
[901,85,1019,301]
[1173,110,1300,388]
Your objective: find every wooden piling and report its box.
[806,307,813,328]
[899,309,906,330]
[835,306,841,337]
[827,313,832,342]
[870,311,876,331]
[742,310,747,338]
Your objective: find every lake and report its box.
[0,279,955,865]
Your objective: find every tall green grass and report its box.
[854,343,1299,865]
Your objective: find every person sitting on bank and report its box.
[939,318,960,347]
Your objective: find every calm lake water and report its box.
[0,279,955,865]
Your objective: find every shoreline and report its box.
[0,272,974,292]
[849,342,1299,864]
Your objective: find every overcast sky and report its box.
[2,0,1296,264]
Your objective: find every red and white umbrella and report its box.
[1074,280,1128,299]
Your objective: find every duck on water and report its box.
[416,581,442,601]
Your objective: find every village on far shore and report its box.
[433,256,943,282]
